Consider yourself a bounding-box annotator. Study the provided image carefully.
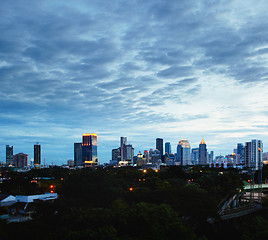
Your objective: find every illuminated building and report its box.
[156,138,163,157]
[6,145,13,166]
[165,142,171,155]
[82,133,98,167]
[74,143,82,166]
[13,153,28,168]
[244,139,263,170]
[198,139,207,165]
[176,139,191,165]
[34,143,41,168]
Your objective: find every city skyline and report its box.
[0,0,268,164]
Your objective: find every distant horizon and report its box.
[1,135,267,165]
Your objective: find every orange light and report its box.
[155,169,159,173]
[143,169,147,173]
[50,190,54,193]
[82,133,97,136]
[84,161,93,164]
[258,148,261,151]
[50,185,54,188]
[129,187,133,191]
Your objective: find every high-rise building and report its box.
[165,142,171,155]
[112,148,121,161]
[237,143,244,165]
[176,139,191,165]
[82,133,98,167]
[120,137,127,161]
[74,143,82,166]
[150,149,161,164]
[191,148,199,165]
[198,139,207,165]
[13,153,28,168]
[123,144,134,165]
[244,139,263,170]
[208,151,214,164]
[6,145,13,166]
[34,143,41,168]
[156,138,163,157]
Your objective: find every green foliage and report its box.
[0,166,267,240]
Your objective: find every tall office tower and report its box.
[34,143,41,168]
[82,133,98,167]
[208,151,214,164]
[6,145,13,166]
[120,137,127,161]
[122,144,134,165]
[198,139,207,165]
[156,138,163,157]
[176,139,191,166]
[191,148,199,165]
[74,143,82,166]
[237,143,244,165]
[165,142,171,155]
[112,148,121,161]
[244,139,263,170]
[13,153,28,168]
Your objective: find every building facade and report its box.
[74,143,82,166]
[34,144,41,168]
[165,142,171,155]
[191,148,199,165]
[82,133,98,167]
[13,153,28,168]
[112,148,121,161]
[156,138,163,157]
[244,139,263,170]
[177,139,191,166]
[6,145,13,166]
[198,139,207,165]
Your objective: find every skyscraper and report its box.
[208,151,214,164]
[74,143,82,166]
[237,143,244,165]
[82,133,98,167]
[156,138,163,157]
[6,145,13,166]
[165,142,171,155]
[34,143,41,168]
[112,148,121,161]
[123,144,134,165]
[177,139,191,166]
[244,139,263,170]
[191,148,199,165]
[198,139,207,165]
[120,137,127,161]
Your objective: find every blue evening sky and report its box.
[0,0,268,165]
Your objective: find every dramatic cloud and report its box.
[0,0,268,164]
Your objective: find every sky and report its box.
[0,0,268,165]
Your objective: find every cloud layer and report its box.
[0,0,268,164]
